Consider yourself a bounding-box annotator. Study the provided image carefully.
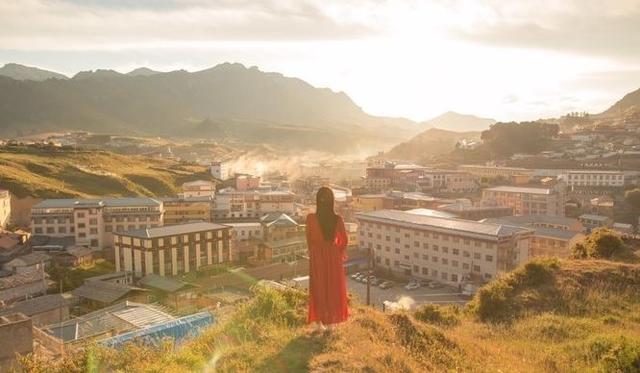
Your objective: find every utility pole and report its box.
[366,246,372,306]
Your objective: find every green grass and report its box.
[0,146,213,198]
[47,259,116,292]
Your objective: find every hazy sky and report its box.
[1,0,639,122]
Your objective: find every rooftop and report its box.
[33,197,162,209]
[72,280,146,304]
[116,222,229,239]
[0,270,45,290]
[139,274,194,293]
[578,214,611,222]
[356,209,531,239]
[482,214,580,228]
[5,252,50,267]
[484,186,553,195]
[0,293,75,317]
[404,208,458,219]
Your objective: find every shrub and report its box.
[584,336,640,372]
[572,229,625,260]
[415,304,461,327]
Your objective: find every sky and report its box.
[1,0,639,122]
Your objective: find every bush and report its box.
[414,304,461,327]
[571,229,625,260]
[584,336,640,372]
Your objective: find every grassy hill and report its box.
[0,146,212,198]
[20,258,640,372]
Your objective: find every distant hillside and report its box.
[386,127,481,161]
[0,63,68,81]
[0,146,211,199]
[602,87,640,116]
[0,62,420,152]
[421,111,495,132]
[21,258,640,372]
[126,67,162,77]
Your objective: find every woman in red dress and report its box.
[306,187,349,331]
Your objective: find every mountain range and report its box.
[421,111,495,132]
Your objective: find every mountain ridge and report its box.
[0,63,68,81]
[421,111,496,132]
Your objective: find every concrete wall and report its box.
[0,313,33,371]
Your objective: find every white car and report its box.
[404,282,420,291]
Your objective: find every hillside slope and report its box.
[21,258,640,372]
[421,111,495,132]
[0,146,211,199]
[602,87,640,116]
[386,128,481,161]
[0,63,68,81]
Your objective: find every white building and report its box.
[356,210,532,285]
[213,188,296,220]
[210,161,231,180]
[0,190,10,229]
[558,170,625,187]
[180,180,216,198]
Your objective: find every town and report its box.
[0,111,639,369]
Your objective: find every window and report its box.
[451,274,458,282]
[441,272,448,280]
[413,265,419,273]
[452,260,458,267]
[89,218,98,225]
[442,258,448,265]
[78,223,86,228]
[376,244,382,251]
[376,256,381,264]
[422,267,428,275]
[413,252,419,258]
[431,270,438,277]
[432,256,438,262]
[395,248,400,254]
[395,238,400,243]
[474,253,481,260]
[35,227,43,234]
[463,251,470,257]
[385,258,390,265]
[394,260,399,267]
[474,241,481,247]
[414,241,419,247]
[463,263,470,270]
[90,228,98,234]
[485,255,493,262]
[79,233,86,238]
[423,243,429,249]
[433,245,439,252]
[484,273,492,279]
[77,212,85,218]
[385,236,390,241]
[105,226,112,232]
[422,254,428,260]
[452,248,459,255]
[404,233,410,238]
[442,247,449,254]
[46,227,55,234]
[473,265,481,272]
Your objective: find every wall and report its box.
[0,313,33,370]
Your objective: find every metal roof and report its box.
[482,214,579,227]
[355,210,530,238]
[116,222,229,239]
[484,186,553,195]
[0,293,75,317]
[139,274,193,293]
[33,198,162,209]
[578,214,611,221]
[72,280,146,304]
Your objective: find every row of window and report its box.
[375,256,493,281]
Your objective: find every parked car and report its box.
[428,282,443,289]
[370,277,382,286]
[419,279,431,287]
[356,274,367,282]
[461,284,478,298]
[351,272,361,279]
[379,281,394,289]
[404,282,420,291]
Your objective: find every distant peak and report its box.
[72,69,123,79]
[0,63,68,81]
[126,67,161,76]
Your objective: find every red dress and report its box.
[306,213,349,325]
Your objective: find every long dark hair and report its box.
[316,187,338,241]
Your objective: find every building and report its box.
[211,161,231,180]
[356,210,532,285]
[2,252,50,274]
[0,190,10,229]
[180,180,216,198]
[0,293,75,326]
[364,163,429,191]
[72,279,148,308]
[0,313,32,370]
[31,198,164,249]
[458,165,534,179]
[213,188,296,220]
[235,174,261,191]
[162,196,213,225]
[483,215,585,258]
[417,170,478,194]
[352,192,454,213]
[0,270,49,304]
[225,222,262,262]
[436,203,513,221]
[578,214,614,230]
[113,222,232,277]
[254,213,307,264]
[558,170,625,187]
[481,185,566,216]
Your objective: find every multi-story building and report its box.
[256,213,307,263]
[352,192,454,213]
[458,165,534,179]
[558,170,625,187]
[179,180,216,198]
[356,210,532,285]
[213,188,296,220]
[417,170,478,194]
[481,185,566,216]
[483,215,585,258]
[31,198,163,249]
[578,214,613,230]
[210,161,231,180]
[235,174,261,191]
[161,197,213,225]
[436,203,513,221]
[364,163,429,191]
[113,222,231,277]
[0,190,10,229]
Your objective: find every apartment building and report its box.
[356,210,532,285]
[235,174,261,191]
[113,222,231,277]
[31,198,163,249]
[257,212,307,263]
[179,180,216,198]
[578,214,613,230]
[484,215,585,258]
[0,190,10,229]
[481,185,566,216]
[458,165,534,179]
[558,170,625,187]
[210,161,231,180]
[213,188,296,220]
[352,192,454,213]
[364,163,429,191]
[417,170,478,194]
[161,197,213,225]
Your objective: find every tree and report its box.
[571,228,625,260]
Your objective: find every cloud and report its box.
[449,0,640,61]
[0,0,376,50]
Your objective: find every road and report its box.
[346,275,467,311]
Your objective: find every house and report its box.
[0,270,49,304]
[49,246,96,267]
[578,214,613,230]
[0,293,75,326]
[138,274,197,307]
[612,223,634,237]
[2,252,50,274]
[72,279,148,309]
